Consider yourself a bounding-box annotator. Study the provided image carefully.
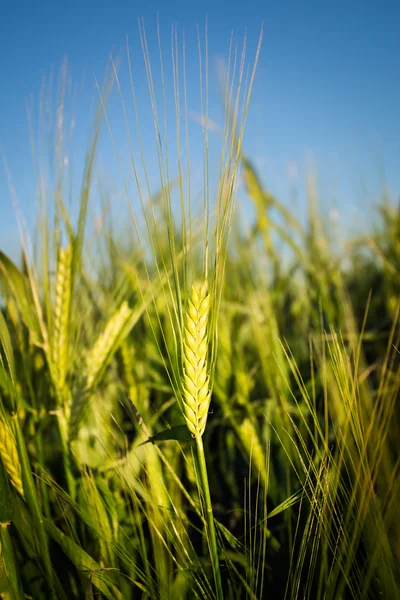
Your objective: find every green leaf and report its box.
[0,251,41,340]
[0,459,14,524]
[0,525,24,600]
[138,425,193,446]
[0,312,17,411]
[12,418,56,598]
[267,488,304,519]
[43,519,124,600]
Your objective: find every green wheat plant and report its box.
[96,20,263,599]
[0,19,399,600]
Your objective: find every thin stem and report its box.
[195,434,223,600]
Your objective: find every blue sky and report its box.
[1,0,400,260]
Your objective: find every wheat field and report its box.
[0,24,399,599]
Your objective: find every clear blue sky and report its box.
[1,0,400,260]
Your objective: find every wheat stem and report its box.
[180,282,222,598]
[195,434,223,600]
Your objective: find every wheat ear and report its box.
[0,418,23,496]
[68,301,131,440]
[53,243,72,392]
[182,282,211,437]
[85,301,131,389]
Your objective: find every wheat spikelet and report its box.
[69,301,131,440]
[53,243,72,391]
[0,418,23,496]
[85,301,131,389]
[182,282,211,437]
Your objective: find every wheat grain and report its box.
[182,282,211,437]
[0,418,23,496]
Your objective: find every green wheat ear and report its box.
[53,243,72,393]
[0,418,23,496]
[182,282,212,438]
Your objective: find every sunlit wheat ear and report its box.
[182,282,212,438]
[0,418,23,496]
[53,243,72,392]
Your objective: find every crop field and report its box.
[0,26,399,599]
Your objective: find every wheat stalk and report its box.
[0,418,23,496]
[180,283,223,598]
[181,282,211,438]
